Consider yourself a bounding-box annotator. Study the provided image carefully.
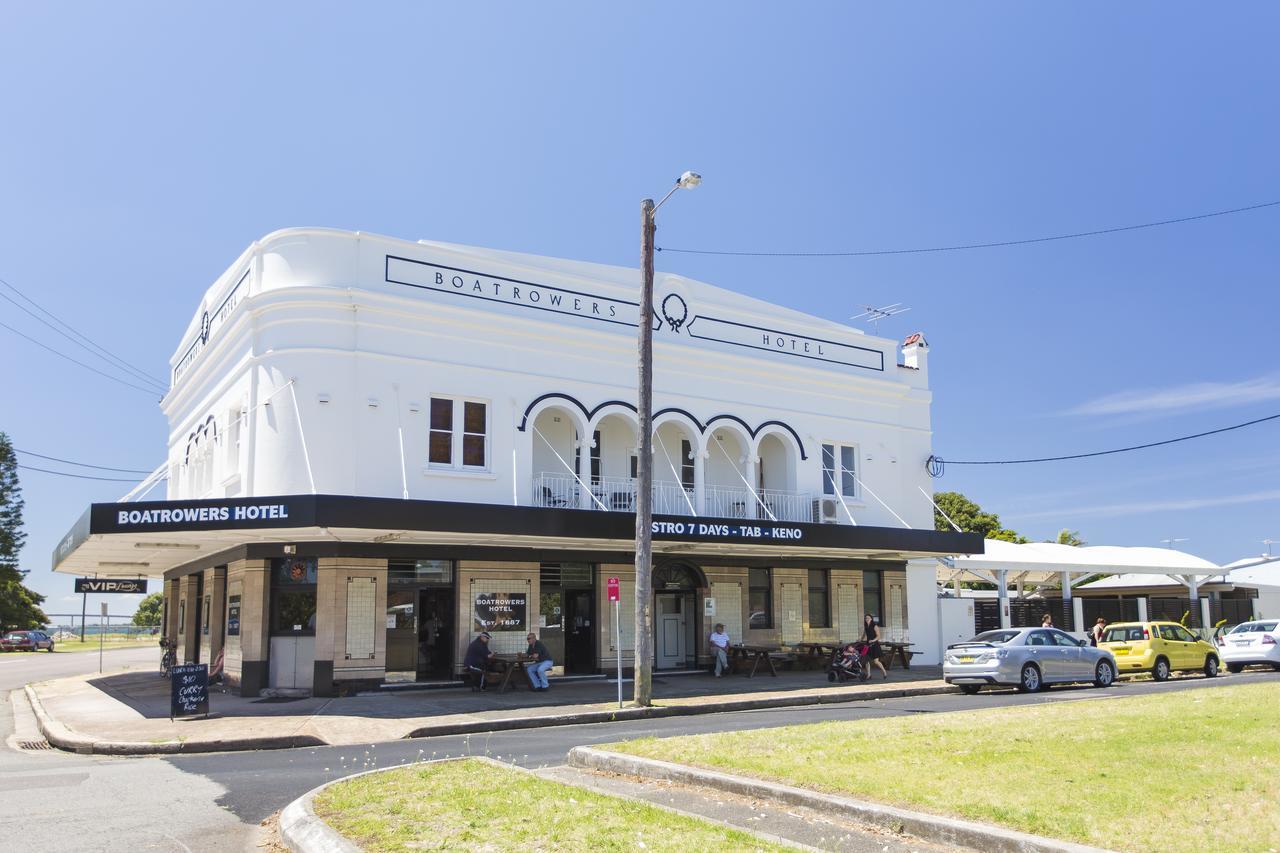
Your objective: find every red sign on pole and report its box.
[607,576,620,602]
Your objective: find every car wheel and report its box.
[47,643,55,652]
[1017,664,1041,693]
[1153,657,1171,681]
[1204,656,1219,678]
[959,684,982,695]
[1094,660,1115,688]
[1227,662,1244,674]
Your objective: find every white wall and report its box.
[906,559,943,665]
[161,228,937,529]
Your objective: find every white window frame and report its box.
[427,395,491,472]
[821,442,860,500]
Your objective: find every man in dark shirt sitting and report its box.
[463,631,496,690]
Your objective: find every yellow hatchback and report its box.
[1099,621,1220,681]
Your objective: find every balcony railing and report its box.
[758,487,813,524]
[533,472,816,523]
[704,484,752,518]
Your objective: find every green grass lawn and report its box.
[612,682,1280,852]
[47,635,156,653]
[313,758,794,852]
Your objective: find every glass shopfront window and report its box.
[387,559,455,682]
[808,569,830,629]
[749,568,772,629]
[863,569,882,624]
[270,557,317,635]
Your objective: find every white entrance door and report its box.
[657,595,686,669]
[269,636,315,689]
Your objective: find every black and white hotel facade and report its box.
[53,228,980,696]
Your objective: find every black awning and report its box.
[54,493,984,571]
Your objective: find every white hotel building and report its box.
[53,228,980,696]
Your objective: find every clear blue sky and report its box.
[4,4,1279,618]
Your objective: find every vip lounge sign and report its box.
[473,591,528,633]
[75,578,148,594]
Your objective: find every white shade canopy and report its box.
[1077,554,1280,592]
[940,538,1236,586]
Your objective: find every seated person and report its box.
[708,623,731,677]
[463,631,497,690]
[524,632,554,690]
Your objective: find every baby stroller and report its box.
[827,643,870,683]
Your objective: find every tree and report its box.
[932,491,1027,543]
[0,432,48,632]
[1052,528,1085,547]
[0,431,24,583]
[132,592,164,627]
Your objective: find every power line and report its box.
[17,463,144,483]
[0,290,167,392]
[0,319,163,398]
[656,198,1280,258]
[926,412,1280,477]
[15,448,154,474]
[0,276,168,388]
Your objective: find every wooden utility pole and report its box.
[634,197,657,706]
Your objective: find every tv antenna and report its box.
[851,303,911,334]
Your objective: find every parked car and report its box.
[0,630,56,652]
[1216,620,1280,673]
[944,627,1117,694]
[1098,621,1219,680]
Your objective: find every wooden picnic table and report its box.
[793,642,840,670]
[728,644,789,677]
[879,641,916,670]
[490,655,535,693]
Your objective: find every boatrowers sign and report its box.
[385,255,885,373]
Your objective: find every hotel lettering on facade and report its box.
[52,228,980,696]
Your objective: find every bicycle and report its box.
[159,638,176,677]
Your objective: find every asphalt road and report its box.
[1,659,1275,852]
[0,644,158,693]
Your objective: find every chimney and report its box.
[901,333,928,372]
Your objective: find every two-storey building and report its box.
[52,227,980,696]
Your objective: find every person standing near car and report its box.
[863,613,888,679]
[1091,617,1107,646]
[1041,613,1054,629]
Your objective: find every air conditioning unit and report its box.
[811,498,841,524]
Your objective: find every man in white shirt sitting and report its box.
[708,623,731,677]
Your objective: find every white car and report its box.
[1217,620,1280,673]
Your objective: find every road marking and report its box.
[162,833,194,853]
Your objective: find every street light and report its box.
[634,171,700,707]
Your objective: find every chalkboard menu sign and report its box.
[170,663,209,719]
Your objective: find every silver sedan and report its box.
[944,627,1117,694]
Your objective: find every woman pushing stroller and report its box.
[827,641,867,682]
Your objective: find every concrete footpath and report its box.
[26,666,952,754]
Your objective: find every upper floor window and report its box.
[680,439,695,489]
[429,397,489,469]
[821,443,858,499]
[590,430,602,482]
